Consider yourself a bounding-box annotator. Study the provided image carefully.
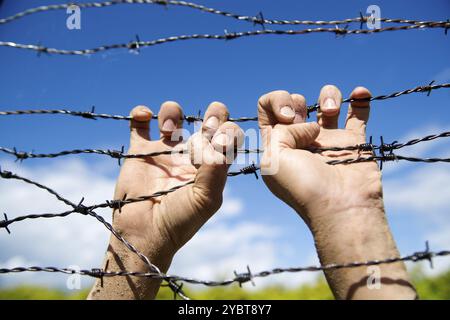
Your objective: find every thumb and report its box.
[284,122,320,149]
[186,132,228,216]
[188,123,244,216]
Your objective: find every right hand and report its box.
[257,85,384,229]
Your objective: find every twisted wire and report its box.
[0,246,448,287]
[314,131,450,152]
[1,83,448,122]
[1,23,449,56]
[2,130,449,162]
[0,146,264,162]
[0,0,448,27]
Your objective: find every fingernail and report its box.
[280,106,295,118]
[204,116,219,130]
[322,98,337,112]
[213,133,231,146]
[162,119,176,132]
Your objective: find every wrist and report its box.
[88,233,174,300]
[311,203,385,237]
[301,204,416,299]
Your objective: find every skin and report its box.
[88,101,243,299]
[89,85,417,300]
[258,85,417,299]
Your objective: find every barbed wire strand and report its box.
[326,154,450,165]
[1,82,448,122]
[0,0,448,28]
[0,243,448,287]
[0,168,187,299]
[1,0,449,300]
[0,163,260,299]
[1,157,449,296]
[314,131,450,152]
[1,130,449,162]
[1,22,449,56]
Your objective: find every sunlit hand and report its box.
[258,85,416,300]
[258,85,381,227]
[89,101,243,300]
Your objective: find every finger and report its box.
[188,122,244,213]
[158,101,183,139]
[290,93,307,124]
[202,101,229,140]
[257,90,296,129]
[129,105,153,146]
[317,85,342,129]
[285,122,320,149]
[211,121,245,156]
[345,86,372,135]
[187,132,227,214]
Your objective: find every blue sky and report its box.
[0,0,449,292]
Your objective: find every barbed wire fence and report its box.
[0,1,449,55]
[1,1,450,300]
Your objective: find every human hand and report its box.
[257,85,416,299]
[257,85,382,229]
[89,101,243,299]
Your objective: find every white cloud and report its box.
[0,158,116,288]
[382,123,450,175]
[0,157,305,292]
[384,166,450,216]
[384,164,450,275]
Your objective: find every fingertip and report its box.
[129,105,153,144]
[203,101,229,133]
[350,86,372,108]
[317,85,342,129]
[158,101,183,137]
[319,85,342,112]
[130,105,153,122]
[202,101,229,142]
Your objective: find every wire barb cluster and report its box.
[315,131,450,168]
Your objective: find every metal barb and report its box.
[74,197,90,215]
[223,29,238,40]
[426,80,435,96]
[90,268,105,287]
[359,11,367,29]
[253,11,266,30]
[233,265,255,287]
[413,241,434,268]
[128,34,141,54]
[0,213,11,234]
[358,136,375,153]
[239,163,259,179]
